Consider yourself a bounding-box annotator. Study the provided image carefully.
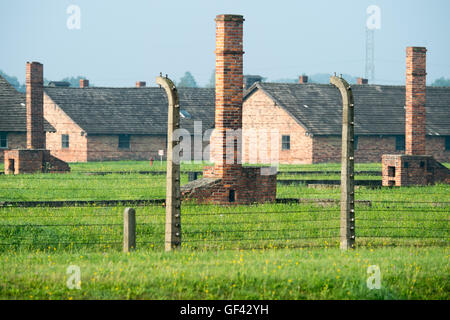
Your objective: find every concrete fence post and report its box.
[156,75,181,251]
[123,207,136,252]
[330,75,356,250]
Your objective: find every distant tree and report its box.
[431,77,450,87]
[206,69,215,88]
[60,76,89,87]
[0,70,91,91]
[178,71,198,88]
[0,70,25,92]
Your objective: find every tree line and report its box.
[1,69,450,91]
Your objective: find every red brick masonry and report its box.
[4,149,70,174]
[382,154,449,186]
[4,62,70,175]
[181,14,277,204]
[382,47,449,186]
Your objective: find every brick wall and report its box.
[4,149,44,174]
[382,154,449,186]
[312,135,400,163]
[86,134,166,161]
[0,132,26,162]
[4,149,70,174]
[242,88,450,164]
[44,93,88,162]
[313,135,449,164]
[242,89,313,164]
[426,136,450,163]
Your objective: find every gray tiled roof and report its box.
[43,87,215,135]
[0,75,55,132]
[245,82,450,136]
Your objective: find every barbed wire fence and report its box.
[0,76,449,251]
[0,199,448,252]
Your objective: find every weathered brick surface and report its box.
[4,149,70,174]
[381,47,449,186]
[313,135,398,163]
[44,93,88,162]
[4,62,69,174]
[405,47,427,155]
[242,89,450,164]
[26,62,45,149]
[242,90,313,164]
[87,135,166,161]
[0,132,26,162]
[382,154,449,186]
[4,149,44,174]
[182,14,277,204]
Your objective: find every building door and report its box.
[8,159,15,174]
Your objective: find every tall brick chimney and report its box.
[299,75,308,84]
[26,61,45,149]
[213,14,244,177]
[79,79,89,88]
[181,14,277,203]
[136,81,146,88]
[405,47,427,155]
[381,46,448,187]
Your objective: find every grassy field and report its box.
[0,161,448,299]
[1,247,448,300]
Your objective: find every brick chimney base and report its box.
[181,166,277,204]
[4,149,70,174]
[382,154,449,186]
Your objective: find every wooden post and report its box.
[156,75,181,251]
[123,207,136,252]
[330,75,355,250]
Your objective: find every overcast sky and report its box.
[1,0,449,87]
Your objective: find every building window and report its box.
[354,136,359,150]
[282,135,290,150]
[118,134,130,149]
[445,136,450,151]
[62,134,69,149]
[0,132,7,148]
[395,135,405,151]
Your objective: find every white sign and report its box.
[158,150,164,156]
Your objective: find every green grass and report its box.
[0,247,448,299]
[0,202,447,252]
[0,161,448,299]
[66,161,384,173]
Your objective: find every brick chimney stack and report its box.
[26,62,45,149]
[79,79,89,88]
[136,81,146,88]
[357,77,368,85]
[405,47,427,155]
[299,75,308,84]
[214,14,244,177]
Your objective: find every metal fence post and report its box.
[330,75,355,250]
[156,75,181,251]
[123,207,136,252]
